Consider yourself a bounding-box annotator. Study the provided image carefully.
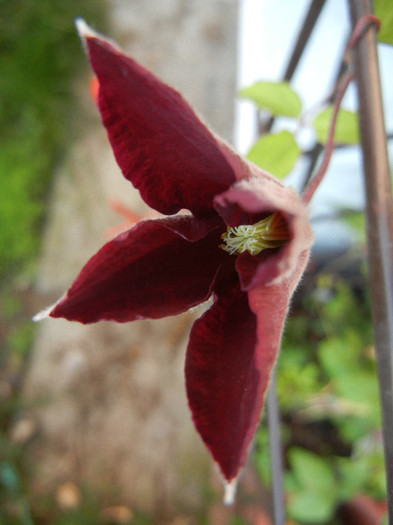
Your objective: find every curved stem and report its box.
[301,13,380,205]
[301,71,354,204]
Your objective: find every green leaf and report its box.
[318,334,362,378]
[374,0,393,45]
[247,130,300,178]
[289,448,336,490]
[313,107,359,145]
[254,427,272,485]
[239,81,302,117]
[288,489,335,524]
[338,445,387,501]
[286,448,337,523]
[337,456,370,501]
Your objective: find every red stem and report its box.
[301,71,354,204]
[301,13,380,205]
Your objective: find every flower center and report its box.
[220,212,290,256]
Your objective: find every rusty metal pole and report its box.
[348,0,393,518]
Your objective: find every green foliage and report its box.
[286,448,337,523]
[229,518,248,525]
[239,81,302,117]
[337,441,386,501]
[313,107,359,145]
[0,134,48,279]
[374,0,393,45]
[240,76,360,182]
[247,130,300,178]
[319,333,380,440]
[48,496,104,525]
[0,0,107,281]
[254,427,272,486]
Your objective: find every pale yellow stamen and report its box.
[220,212,290,256]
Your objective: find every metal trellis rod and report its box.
[348,0,393,520]
[259,0,327,136]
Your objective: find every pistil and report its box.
[220,212,290,256]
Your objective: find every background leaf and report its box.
[286,448,337,523]
[247,130,300,178]
[239,81,302,117]
[313,107,359,145]
[374,0,393,45]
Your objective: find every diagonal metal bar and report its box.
[259,0,327,135]
[282,0,327,82]
[348,0,393,519]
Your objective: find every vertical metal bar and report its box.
[267,371,286,525]
[264,3,327,522]
[348,1,393,519]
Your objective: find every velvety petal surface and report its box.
[247,248,312,406]
[185,228,312,483]
[185,276,262,482]
[80,25,237,218]
[50,216,228,323]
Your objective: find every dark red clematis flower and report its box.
[40,20,313,499]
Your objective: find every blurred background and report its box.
[1,0,391,523]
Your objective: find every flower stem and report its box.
[301,71,354,204]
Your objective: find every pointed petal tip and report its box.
[32,305,52,322]
[223,478,238,506]
[32,295,66,322]
[75,18,98,54]
[74,18,119,51]
[75,18,97,40]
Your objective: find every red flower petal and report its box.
[185,277,261,482]
[186,245,311,483]
[81,29,237,218]
[247,248,312,407]
[50,216,228,323]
